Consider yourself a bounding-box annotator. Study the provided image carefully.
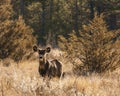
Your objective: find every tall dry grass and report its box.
[0,49,120,96]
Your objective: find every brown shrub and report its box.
[58,14,120,74]
[0,0,36,61]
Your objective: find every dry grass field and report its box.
[0,49,120,96]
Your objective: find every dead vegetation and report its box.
[58,15,120,74]
[0,51,120,96]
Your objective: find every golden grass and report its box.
[0,54,120,96]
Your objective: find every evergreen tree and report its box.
[59,15,120,74]
[0,0,36,61]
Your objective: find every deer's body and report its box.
[33,46,62,79]
[48,59,62,78]
[38,60,49,77]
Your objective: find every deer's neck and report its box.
[39,58,48,68]
[39,57,46,63]
[39,58,49,76]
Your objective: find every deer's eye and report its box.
[39,50,45,55]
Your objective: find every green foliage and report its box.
[11,0,119,46]
[0,0,36,61]
[59,15,120,74]
[11,0,120,45]
[26,1,42,37]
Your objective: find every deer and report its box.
[33,45,62,79]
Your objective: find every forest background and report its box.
[0,0,120,96]
[0,0,120,72]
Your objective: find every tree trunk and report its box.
[46,0,57,47]
[108,13,117,30]
[89,0,94,20]
[40,1,46,45]
[20,0,24,17]
[74,0,79,35]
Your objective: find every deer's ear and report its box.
[46,47,51,53]
[33,45,37,52]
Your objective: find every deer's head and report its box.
[33,45,51,62]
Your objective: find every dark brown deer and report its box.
[33,45,62,79]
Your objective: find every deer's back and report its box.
[48,59,62,78]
